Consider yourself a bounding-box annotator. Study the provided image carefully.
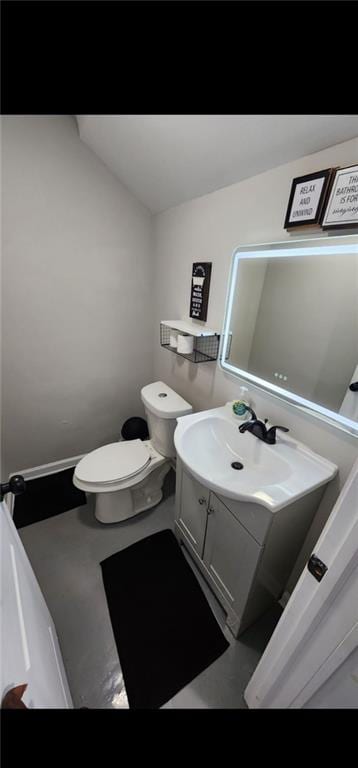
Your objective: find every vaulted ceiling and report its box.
[76,115,358,213]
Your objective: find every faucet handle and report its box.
[265,424,289,444]
[268,425,289,437]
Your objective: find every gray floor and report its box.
[19,470,282,709]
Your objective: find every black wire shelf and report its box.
[160,322,230,363]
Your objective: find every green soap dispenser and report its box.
[232,386,251,420]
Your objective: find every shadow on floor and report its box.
[238,603,283,653]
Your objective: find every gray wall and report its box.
[247,254,358,412]
[1,116,154,476]
[152,136,358,594]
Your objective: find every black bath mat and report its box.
[100,529,229,709]
[13,468,86,529]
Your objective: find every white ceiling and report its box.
[76,115,358,214]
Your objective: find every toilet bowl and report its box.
[73,382,192,523]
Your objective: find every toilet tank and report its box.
[141,381,192,458]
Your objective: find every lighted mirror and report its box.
[220,235,358,436]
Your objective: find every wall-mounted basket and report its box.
[160,320,230,363]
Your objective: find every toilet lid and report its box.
[75,440,151,485]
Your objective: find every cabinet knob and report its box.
[208,506,215,514]
[198,497,206,505]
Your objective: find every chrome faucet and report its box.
[239,415,289,445]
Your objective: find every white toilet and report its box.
[73,381,192,524]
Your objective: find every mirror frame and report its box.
[219,234,358,438]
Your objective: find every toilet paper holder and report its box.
[160,321,230,364]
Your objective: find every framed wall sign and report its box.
[189,262,212,321]
[322,164,358,230]
[284,168,334,229]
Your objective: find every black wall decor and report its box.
[284,168,334,229]
[189,262,212,321]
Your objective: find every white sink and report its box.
[174,404,338,511]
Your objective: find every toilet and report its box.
[73,381,192,523]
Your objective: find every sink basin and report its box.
[174,404,338,511]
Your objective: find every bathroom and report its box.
[1,115,358,713]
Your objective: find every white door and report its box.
[244,458,358,708]
[1,498,72,708]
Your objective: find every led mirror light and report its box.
[220,235,358,437]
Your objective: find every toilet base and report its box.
[94,461,171,524]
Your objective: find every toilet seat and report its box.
[73,439,167,495]
[75,440,151,485]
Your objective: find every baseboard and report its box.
[11,454,85,482]
[6,454,85,518]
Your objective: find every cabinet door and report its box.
[203,493,262,613]
[177,469,209,558]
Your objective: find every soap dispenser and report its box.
[232,386,251,420]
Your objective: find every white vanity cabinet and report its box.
[203,493,262,619]
[177,469,209,558]
[175,458,325,637]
